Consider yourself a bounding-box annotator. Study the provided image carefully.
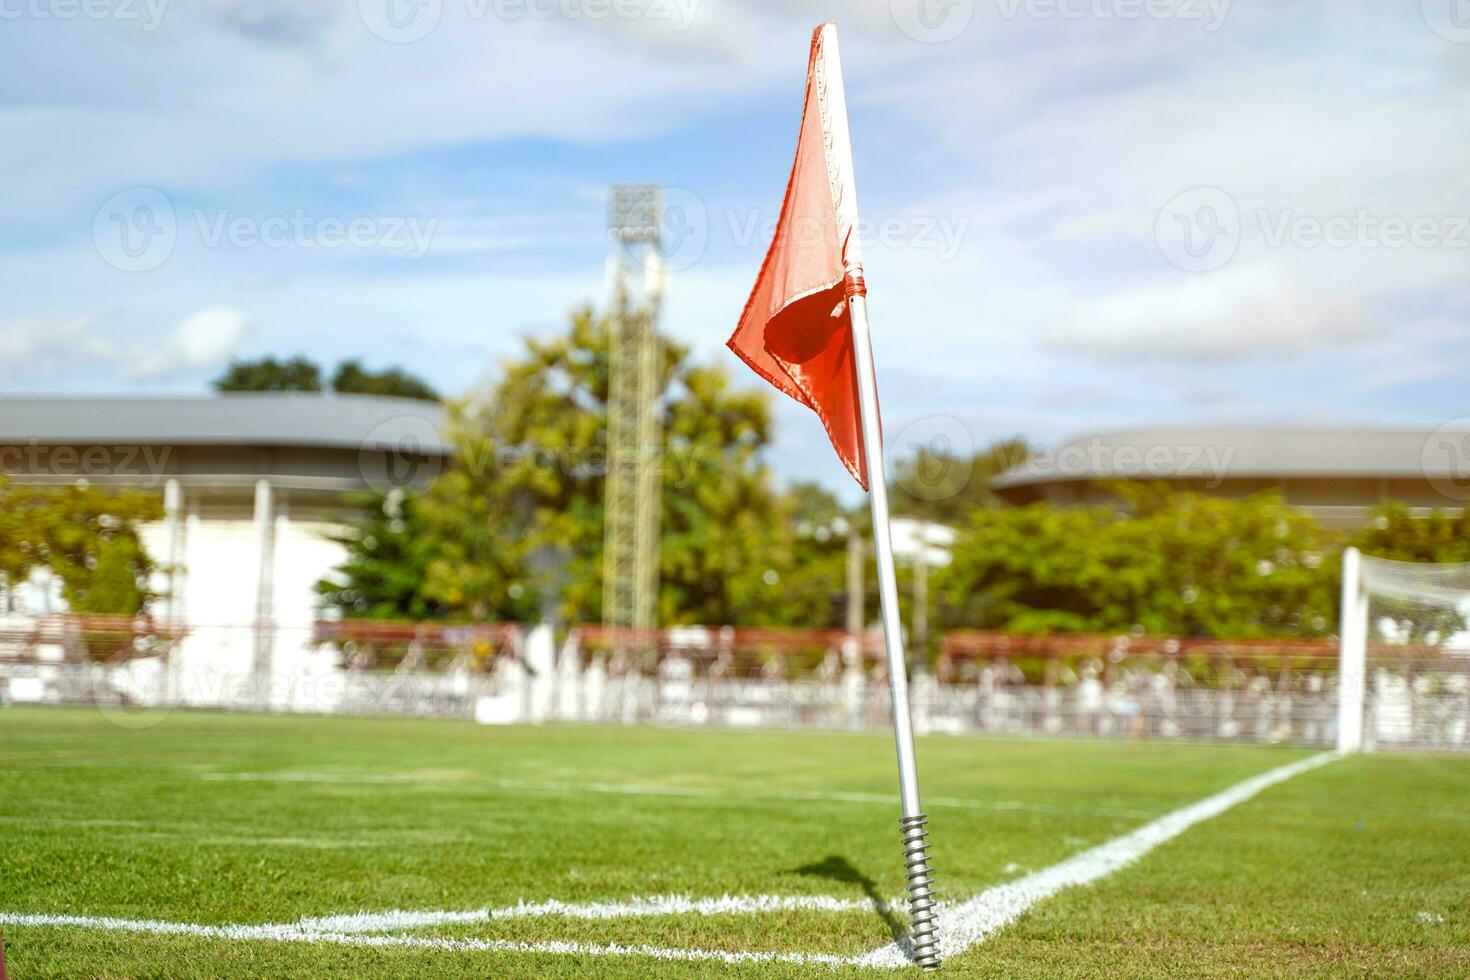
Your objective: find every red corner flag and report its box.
[727,22,872,490]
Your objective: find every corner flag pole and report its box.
[723,25,939,963]
[818,22,939,968]
[847,278,940,969]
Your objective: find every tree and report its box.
[938,482,1338,638]
[212,357,439,401]
[1347,502,1470,642]
[0,477,162,615]
[323,303,797,626]
[315,490,446,619]
[331,359,439,402]
[213,356,322,393]
[1349,502,1470,564]
[890,438,1029,525]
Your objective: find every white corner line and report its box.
[0,911,856,967]
[296,893,893,934]
[859,750,1342,968]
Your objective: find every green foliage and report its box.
[939,482,1338,638]
[891,438,1030,525]
[1349,501,1470,563]
[324,303,798,625]
[0,477,163,615]
[763,482,856,630]
[212,356,322,393]
[71,537,147,615]
[315,491,446,620]
[331,359,439,402]
[1347,502,1470,642]
[213,356,438,401]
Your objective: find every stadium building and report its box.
[0,394,450,703]
[992,428,1470,528]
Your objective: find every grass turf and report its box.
[0,707,1466,976]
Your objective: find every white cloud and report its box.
[0,315,117,376]
[1054,266,1376,362]
[126,307,251,380]
[0,308,249,383]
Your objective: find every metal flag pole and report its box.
[846,270,940,970]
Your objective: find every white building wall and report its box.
[137,496,350,710]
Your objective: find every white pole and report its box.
[253,478,275,710]
[1337,546,1367,753]
[163,478,183,703]
[848,283,939,969]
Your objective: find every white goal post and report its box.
[1338,547,1470,753]
[1337,547,1369,753]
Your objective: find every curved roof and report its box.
[0,394,450,456]
[992,427,1470,490]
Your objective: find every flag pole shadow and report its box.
[789,855,907,945]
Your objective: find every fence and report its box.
[0,616,522,721]
[3,615,1466,750]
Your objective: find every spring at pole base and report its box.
[900,813,940,969]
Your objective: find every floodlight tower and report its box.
[602,186,665,646]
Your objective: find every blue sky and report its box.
[2,0,1468,493]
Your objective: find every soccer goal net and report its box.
[1340,547,1470,752]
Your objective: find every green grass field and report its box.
[1,707,1467,977]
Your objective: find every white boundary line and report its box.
[860,750,1340,967]
[296,893,892,934]
[2,751,1339,969]
[0,911,853,967]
